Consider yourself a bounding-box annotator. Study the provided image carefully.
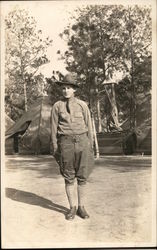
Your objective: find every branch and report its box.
[24,50,41,67]
[31,68,39,76]
[24,50,45,69]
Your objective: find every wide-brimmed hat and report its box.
[56,73,79,88]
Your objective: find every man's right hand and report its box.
[50,143,58,156]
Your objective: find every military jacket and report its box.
[51,97,93,149]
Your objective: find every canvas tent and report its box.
[5,114,15,154]
[5,96,53,155]
[96,90,151,155]
[137,128,151,154]
[5,114,15,132]
[134,92,151,154]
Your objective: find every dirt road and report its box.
[2,155,154,248]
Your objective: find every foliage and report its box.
[45,71,63,104]
[5,8,52,120]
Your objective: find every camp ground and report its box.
[4,94,153,248]
[3,97,153,248]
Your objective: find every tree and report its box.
[59,5,128,131]
[59,5,151,131]
[45,71,64,105]
[5,8,52,120]
[111,5,151,129]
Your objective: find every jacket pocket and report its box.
[59,112,68,120]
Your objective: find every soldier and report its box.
[51,73,94,220]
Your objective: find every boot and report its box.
[77,206,89,219]
[66,206,76,220]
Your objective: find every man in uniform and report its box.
[51,73,94,220]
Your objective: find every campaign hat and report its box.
[56,73,79,88]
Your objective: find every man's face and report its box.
[61,84,76,99]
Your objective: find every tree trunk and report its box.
[111,83,119,127]
[24,82,28,112]
[130,46,136,130]
[128,7,136,130]
[104,85,120,129]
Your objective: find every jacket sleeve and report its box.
[51,103,59,150]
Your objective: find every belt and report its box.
[59,133,87,143]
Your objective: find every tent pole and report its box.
[92,116,99,159]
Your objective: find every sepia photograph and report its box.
[1,0,156,248]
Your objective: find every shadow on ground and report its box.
[5,187,69,216]
[5,157,60,178]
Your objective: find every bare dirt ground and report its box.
[2,155,154,248]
